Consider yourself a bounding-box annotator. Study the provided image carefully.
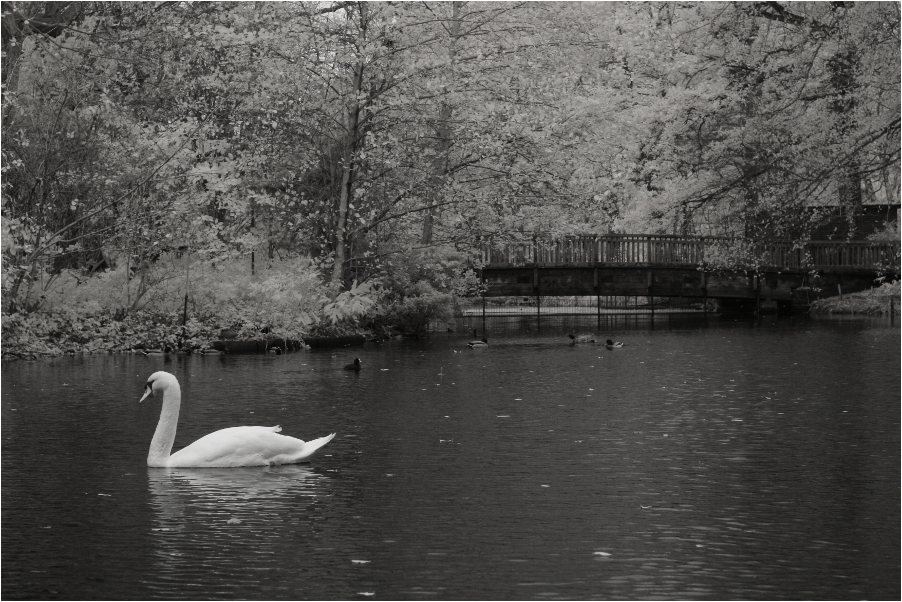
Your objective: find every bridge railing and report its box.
[804,241,900,269]
[479,235,900,271]
[481,235,714,265]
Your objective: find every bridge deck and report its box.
[477,236,899,307]
[480,235,899,271]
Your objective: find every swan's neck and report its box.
[148,382,181,467]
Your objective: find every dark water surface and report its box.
[3,315,899,600]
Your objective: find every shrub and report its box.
[373,246,467,335]
[375,284,454,337]
[0,308,224,359]
[809,281,900,315]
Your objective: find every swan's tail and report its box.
[297,433,336,462]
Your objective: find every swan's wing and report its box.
[167,426,327,468]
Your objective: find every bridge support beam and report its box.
[480,265,892,316]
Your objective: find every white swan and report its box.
[140,371,335,468]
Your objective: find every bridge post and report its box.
[534,267,540,330]
[701,270,708,317]
[754,273,760,318]
[482,291,486,333]
[481,269,486,333]
[648,271,654,318]
[594,267,600,327]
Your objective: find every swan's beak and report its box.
[139,388,153,403]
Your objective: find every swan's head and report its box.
[140,371,179,403]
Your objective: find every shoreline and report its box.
[0,308,373,362]
[4,304,898,362]
[3,282,897,362]
[808,281,900,316]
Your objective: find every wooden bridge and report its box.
[477,235,900,312]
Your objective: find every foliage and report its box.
[1,1,899,358]
[363,246,468,336]
[0,253,387,358]
[379,246,466,300]
[867,221,900,243]
[615,2,901,238]
[0,308,221,359]
[376,288,455,338]
[321,279,383,325]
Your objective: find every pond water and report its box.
[2,315,899,600]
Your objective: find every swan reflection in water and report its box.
[146,465,332,584]
[148,464,328,523]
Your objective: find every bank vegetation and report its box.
[809,280,900,316]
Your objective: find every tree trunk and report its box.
[421,98,454,245]
[421,2,461,246]
[330,5,368,289]
[331,128,358,287]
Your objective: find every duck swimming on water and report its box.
[344,357,362,371]
[568,334,596,344]
[468,328,488,348]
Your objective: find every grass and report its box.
[809,281,900,316]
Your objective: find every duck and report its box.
[140,371,335,468]
[142,348,169,356]
[568,334,596,344]
[468,338,489,348]
[605,339,624,349]
[200,348,225,355]
[344,357,362,371]
[268,346,283,355]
